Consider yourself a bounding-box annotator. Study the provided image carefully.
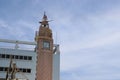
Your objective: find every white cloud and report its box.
[59,7,120,53]
[59,7,120,80]
[0,20,8,28]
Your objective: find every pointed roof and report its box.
[39,12,49,25]
[42,12,48,21]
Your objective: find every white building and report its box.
[0,39,60,80]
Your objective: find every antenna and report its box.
[55,32,58,44]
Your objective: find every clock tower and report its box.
[35,13,53,80]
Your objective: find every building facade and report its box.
[0,47,36,80]
[0,14,60,80]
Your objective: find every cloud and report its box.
[0,20,8,28]
[59,6,120,53]
[59,4,120,80]
[0,19,37,41]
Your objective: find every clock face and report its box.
[43,41,50,49]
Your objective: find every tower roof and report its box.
[42,12,48,21]
[39,12,49,27]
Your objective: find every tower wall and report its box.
[36,14,53,80]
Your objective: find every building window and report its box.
[20,56,23,59]
[0,67,31,73]
[6,55,10,58]
[0,54,32,60]
[19,68,31,73]
[15,55,19,59]
[24,56,27,60]
[27,69,31,73]
[23,69,26,72]
[12,55,15,59]
[2,54,5,58]
[28,56,32,60]
[19,68,22,71]
[0,67,4,71]
[5,67,8,71]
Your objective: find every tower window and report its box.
[41,24,49,27]
[43,41,50,49]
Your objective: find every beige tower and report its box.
[35,13,53,80]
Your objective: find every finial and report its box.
[44,11,46,16]
[39,12,49,27]
[42,11,48,21]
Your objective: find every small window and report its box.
[28,56,32,60]
[5,67,8,71]
[0,54,2,58]
[3,67,6,71]
[9,68,12,72]
[23,69,26,72]
[20,56,23,59]
[27,69,31,73]
[12,55,15,59]
[2,54,5,58]
[6,55,10,59]
[19,68,23,72]
[0,67,4,71]
[24,56,27,60]
[15,55,19,59]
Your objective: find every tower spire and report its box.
[42,12,48,21]
[39,12,49,27]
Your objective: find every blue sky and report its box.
[0,0,120,80]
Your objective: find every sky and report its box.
[0,0,120,80]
